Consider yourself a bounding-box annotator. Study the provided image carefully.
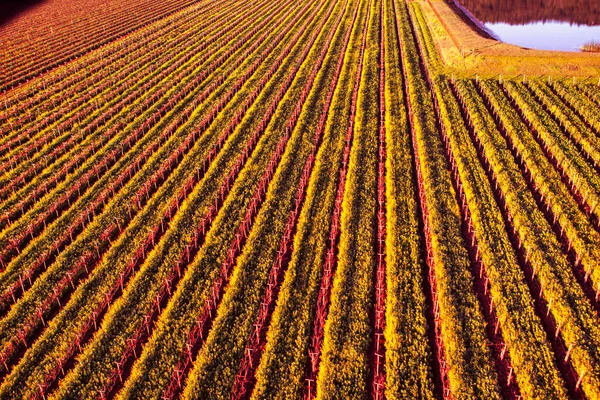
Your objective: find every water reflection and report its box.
[456,0,600,51]
[0,0,47,26]
[458,0,600,25]
[487,21,600,51]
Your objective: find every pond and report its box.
[455,0,600,52]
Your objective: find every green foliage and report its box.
[440,77,566,399]
[478,79,600,398]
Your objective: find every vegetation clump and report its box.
[581,40,600,52]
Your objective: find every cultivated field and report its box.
[0,0,599,398]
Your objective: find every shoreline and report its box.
[414,0,600,78]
